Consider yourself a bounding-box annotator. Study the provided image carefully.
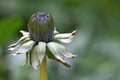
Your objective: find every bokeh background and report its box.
[0,0,120,80]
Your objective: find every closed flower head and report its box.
[8,12,76,70]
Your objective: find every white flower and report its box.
[8,12,76,70]
[8,30,76,69]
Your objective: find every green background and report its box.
[0,0,120,80]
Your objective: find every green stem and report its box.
[40,56,48,80]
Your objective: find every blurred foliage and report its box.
[0,0,120,80]
[0,16,23,44]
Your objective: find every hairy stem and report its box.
[40,56,48,80]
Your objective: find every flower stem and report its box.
[40,56,48,80]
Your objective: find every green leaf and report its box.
[0,16,23,44]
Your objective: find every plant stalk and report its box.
[40,56,48,80]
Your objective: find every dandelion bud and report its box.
[28,12,54,43]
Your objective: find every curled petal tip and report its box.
[20,30,29,36]
[57,59,71,68]
[10,53,17,57]
[22,60,28,67]
[72,30,77,35]
[55,56,71,68]
[8,47,15,51]
[16,51,20,54]
[62,61,71,68]
[8,44,16,48]
[72,55,76,58]
[54,30,59,35]
[22,52,29,67]
[31,63,38,70]
[66,64,71,68]
[66,54,76,59]
[66,55,76,58]
[34,67,38,70]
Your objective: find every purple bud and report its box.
[28,12,54,43]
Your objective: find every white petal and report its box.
[31,46,39,70]
[17,40,35,54]
[22,52,29,67]
[46,47,71,67]
[37,42,46,64]
[47,42,63,59]
[10,53,17,56]
[20,30,29,36]
[58,36,73,43]
[54,30,59,35]
[47,42,75,58]
[54,33,71,39]
[55,57,71,67]
[54,28,59,35]
[8,35,29,48]
[54,30,77,39]
[8,47,16,51]
[8,38,30,57]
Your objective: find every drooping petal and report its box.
[8,38,30,51]
[46,46,71,67]
[10,53,17,57]
[9,38,30,57]
[47,42,76,59]
[30,46,39,70]
[57,36,73,43]
[16,40,35,54]
[8,35,29,48]
[37,42,46,64]
[22,52,29,67]
[47,42,75,67]
[54,30,77,39]
[47,42,63,58]
[55,57,71,67]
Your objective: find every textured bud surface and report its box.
[28,12,54,43]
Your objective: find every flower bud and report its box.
[28,12,54,43]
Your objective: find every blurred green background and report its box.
[0,0,120,80]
